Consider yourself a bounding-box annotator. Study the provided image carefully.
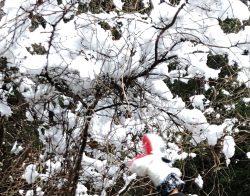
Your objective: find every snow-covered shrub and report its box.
[0,0,250,195]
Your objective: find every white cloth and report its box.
[129,154,182,186]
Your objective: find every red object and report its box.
[142,134,153,155]
[134,154,147,159]
[129,134,154,167]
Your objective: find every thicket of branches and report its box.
[0,0,250,195]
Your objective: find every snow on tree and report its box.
[0,0,250,195]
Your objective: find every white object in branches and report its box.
[22,164,39,184]
[195,174,203,189]
[10,141,23,155]
[222,136,235,166]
